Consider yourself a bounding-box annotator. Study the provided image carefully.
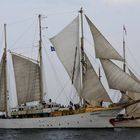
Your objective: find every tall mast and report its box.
[79,7,85,88]
[38,14,43,102]
[79,8,86,106]
[123,26,130,114]
[4,24,8,116]
[123,25,126,72]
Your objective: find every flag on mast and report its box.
[50,46,55,51]
[123,25,127,35]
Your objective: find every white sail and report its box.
[129,69,140,83]
[100,59,140,93]
[0,53,6,111]
[50,16,81,94]
[85,15,123,61]
[126,92,140,117]
[12,54,41,105]
[119,92,132,104]
[81,54,112,104]
[127,69,140,117]
[50,16,112,104]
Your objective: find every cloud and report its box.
[104,0,140,5]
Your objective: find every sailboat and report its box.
[110,69,140,127]
[93,22,140,128]
[0,8,138,129]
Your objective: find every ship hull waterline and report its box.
[0,109,120,129]
[110,118,140,128]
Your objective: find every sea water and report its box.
[0,128,140,140]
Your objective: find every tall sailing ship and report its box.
[0,9,139,128]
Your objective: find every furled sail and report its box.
[126,69,140,117]
[100,59,140,93]
[12,54,41,105]
[81,54,112,104]
[85,15,123,61]
[50,16,81,94]
[0,53,6,111]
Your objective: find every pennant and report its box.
[123,25,127,35]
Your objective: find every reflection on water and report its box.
[0,128,140,140]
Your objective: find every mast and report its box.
[123,25,126,72]
[122,26,133,112]
[99,66,101,81]
[119,25,127,103]
[4,24,8,116]
[79,8,86,106]
[38,14,43,102]
[79,7,85,88]
[122,25,127,97]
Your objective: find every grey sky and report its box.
[0,0,140,106]
[0,0,139,69]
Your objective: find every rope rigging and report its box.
[46,10,77,16]
[1,11,140,108]
[43,41,74,104]
[10,18,37,51]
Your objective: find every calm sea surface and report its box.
[0,128,140,140]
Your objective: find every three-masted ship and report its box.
[0,9,139,128]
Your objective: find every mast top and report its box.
[3,23,8,116]
[38,14,42,43]
[38,14,44,102]
[4,24,7,50]
[79,7,83,13]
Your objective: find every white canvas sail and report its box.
[126,69,140,117]
[129,69,140,83]
[100,59,140,93]
[12,54,41,105]
[50,16,81,94]
[0,53,6,111]
[81,54,112,104]
[126,92,140,117]
[50,15,112,105]
[119,92,132,103]
[85,15,123,61]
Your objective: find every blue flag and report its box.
[50,46,55,51]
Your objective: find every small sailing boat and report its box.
[110,69,140,127]
[100,24,140,128]
[109,82,140,127]
[0,8,139,128]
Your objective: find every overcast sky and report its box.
[0,0,140,106]
[0,0,139,70]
